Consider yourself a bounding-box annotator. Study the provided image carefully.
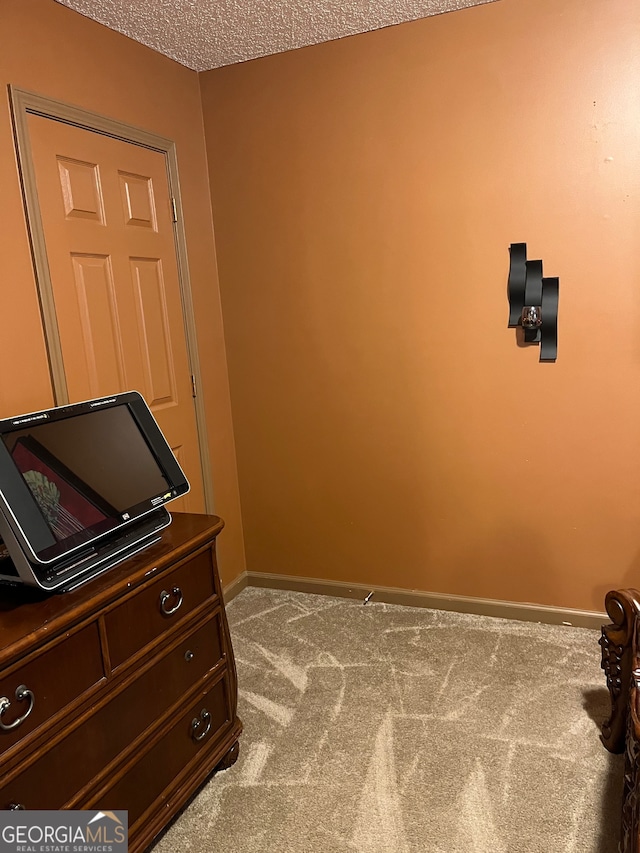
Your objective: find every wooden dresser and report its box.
[0,512,241,852]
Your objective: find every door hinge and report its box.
[171,197,178,223]
[191,374,197,398]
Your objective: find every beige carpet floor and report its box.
[151,587,623,852]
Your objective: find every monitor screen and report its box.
[0,392,189,565]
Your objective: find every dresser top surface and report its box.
[0,512,223,662]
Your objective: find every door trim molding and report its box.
[9,86,215,513]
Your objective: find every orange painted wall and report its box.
[200,0,640,611]
[0,0,245,584]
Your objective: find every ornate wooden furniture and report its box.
[0,512,241,853]
[600,588,640,852]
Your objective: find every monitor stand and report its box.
[0,507,171,593]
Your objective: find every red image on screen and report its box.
[11,437,115,542]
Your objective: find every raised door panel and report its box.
[130,257,177,408]
[57,157,104,223]
[70,253,126,397]
[118,171,156,230]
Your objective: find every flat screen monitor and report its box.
[0,391,190,591]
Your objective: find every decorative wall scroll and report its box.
[507,243,559,362]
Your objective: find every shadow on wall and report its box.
[583,687,624,853]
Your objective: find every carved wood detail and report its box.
[621,674,640,853]
[600,589,640,753]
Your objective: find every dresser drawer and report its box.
[0,623,104,760]
[92,672,231,826]
[0,612,224,810]
[104,549,216,669]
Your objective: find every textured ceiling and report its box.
[55,0,499,71]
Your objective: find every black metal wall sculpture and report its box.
[507,243,559,362]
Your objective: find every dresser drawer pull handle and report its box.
[0,685,35,731]
[191,709,211,742]
[159,587,183,615]
[9,803,25,810]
